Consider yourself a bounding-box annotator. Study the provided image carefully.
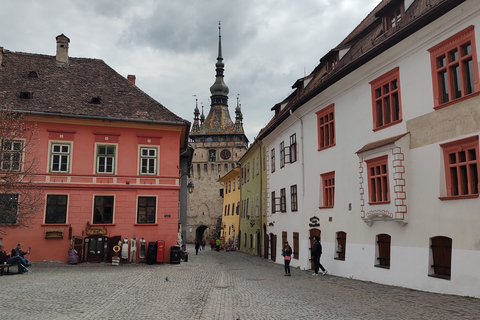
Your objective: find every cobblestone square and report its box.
[1,245,478,320]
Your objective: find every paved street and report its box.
[1,245,479,320]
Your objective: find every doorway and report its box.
[309,229,321,270]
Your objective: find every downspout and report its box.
[289,109,305,197]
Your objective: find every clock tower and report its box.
[186,23,248,244]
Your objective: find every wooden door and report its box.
[431,236,452,277]
[270,233,277,262]
[377,234,391,267]
[86,236,108,262]
[73,236,84,262]
[309,229,321,270]
[264,232,269,259]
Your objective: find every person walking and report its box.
[311,236,327,276]
[195,241,200,255]
[282,241,292,276]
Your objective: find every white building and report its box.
[258,0,480,297]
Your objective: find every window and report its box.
[370,68,402,130]
[137,196,156,223]
[252,159,255,179]
[231,203,235,216]
[282,231,287,246]
[336,231,346,261]
[290,134,297,163]
[96,145,115,174]
[385,3,402,31]
[0,194,18,224]
[366,155,390,204]
[293,232,299,259]
[1,140,22,171]
[280,141,285,168]
[290,185,298,212]
[440,135,479,198]
[140,147,157,175]
[45,195,68,224]
[228,181,231,193]
[236,201,240,215]
[233,179,235,191]
[280,188,286,213]
[93,196,114,224]
[209,150,216,162]
[224,205,227,216]
[429,236,452,280]
[428,26,480,109]
[228,204,231,216]
[376,234,391,269]
[271,191,276,214]
[247,163,250,182]
[271,148,275,173]
[50,143,70,173]
[321,171,335,208]
[316,104,335,150]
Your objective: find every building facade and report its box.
[186,25,248,243]
[259,0,480,297]
[219,167,240,249]
[0,34,190,263]
[238,140,267,257]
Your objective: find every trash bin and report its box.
[146,242,157,265]
[170,246,181,264]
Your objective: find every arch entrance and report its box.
[195,225,208,243]
[309,228,321,270]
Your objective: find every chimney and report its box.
[55,34,70,66]
[127,75,136,85]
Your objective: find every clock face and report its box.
[220,149,231,160]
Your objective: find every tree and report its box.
[0,110,42,235]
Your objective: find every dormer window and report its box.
[376,1,404,32]
[19,92,32,99]
[385,4,403,31]
[327,55,338,73]
[90,96,101,104]
[28,71,39,78]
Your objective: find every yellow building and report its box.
[218,167,240,249]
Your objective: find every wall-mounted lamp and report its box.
[187,181,195,194]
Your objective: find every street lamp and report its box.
[187,181,194,194]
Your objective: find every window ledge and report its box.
[318,205,333,209]
[92,224,116,226]
[434,91,480,110]
[41,224,68,227]
[134,223,158,226]
[428,274,450,280]
[374,264,390,269]
[373,119,402,132]
[334,257,345,261]
[317,144,336,152]
[438,194,479,201]
[367,201,391,205]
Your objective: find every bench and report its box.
[0,263,12,275]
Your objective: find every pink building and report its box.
[0,34,190,263]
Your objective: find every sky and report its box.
[0,0,380,143]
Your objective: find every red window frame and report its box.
[369,67,402,131]
[320,171,335,208]
[428,26,480,110]
[440,135,479,200]
[366,155,390,204]
[316,104,335,151]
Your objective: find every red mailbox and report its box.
[156,240,165,263]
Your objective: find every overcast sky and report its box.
[1,0,380,143]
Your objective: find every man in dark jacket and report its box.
[311,236,327,276]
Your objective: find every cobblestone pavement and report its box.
[1,245,479,320]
